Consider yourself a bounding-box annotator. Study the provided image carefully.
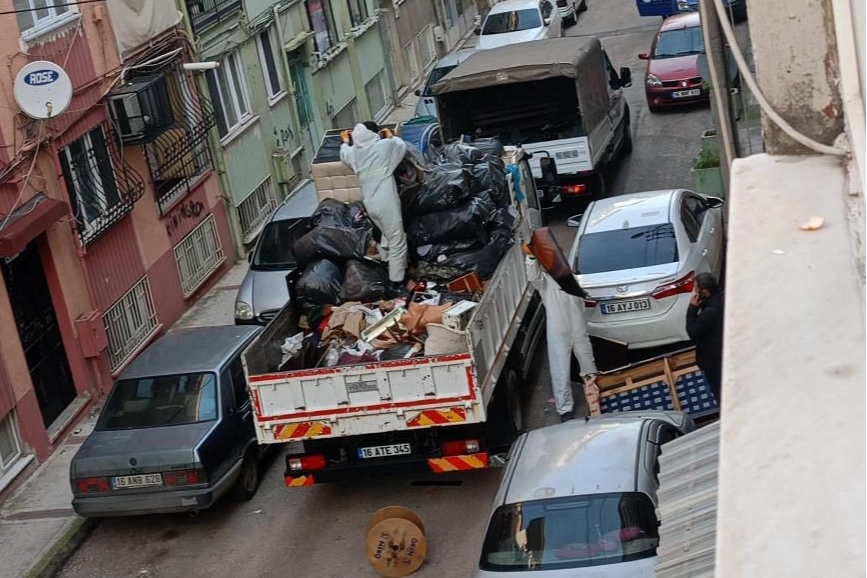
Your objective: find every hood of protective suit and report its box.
[350,123,378,149]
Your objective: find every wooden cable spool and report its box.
[364,506,427,577]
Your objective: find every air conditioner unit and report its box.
[433,25,445,42]
[107,75,174,145]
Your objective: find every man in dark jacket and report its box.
[686,272,724,404]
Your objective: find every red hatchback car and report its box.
[639,12,708,112]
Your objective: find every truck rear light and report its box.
[442,439,481,456]
[288,454,327,471]
[75,477,109,493]
[561,184,586,195]
[652,271,695,300]
[164,469,207,487]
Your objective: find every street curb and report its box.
[24,516,99,578]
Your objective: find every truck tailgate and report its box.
[249,353,484,444]
[522,137,592,179]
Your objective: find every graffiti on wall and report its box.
[165,199,205,236]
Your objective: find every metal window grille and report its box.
[404,41,420,84]
[364,70,389,121]
[238,177,278,244]
[418,26,436,69]
[103,276,159,372]
[332,98,359,129]
[173,214,225,297]
[0,411,22,472]
[186,0,241,33]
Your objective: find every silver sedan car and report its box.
[476,412,695,577]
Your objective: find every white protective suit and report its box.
[526,256,597,416]
[339,124,408,283]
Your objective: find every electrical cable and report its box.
[710,0,848,157]
[0,0,104,16]
[0,120,45,235]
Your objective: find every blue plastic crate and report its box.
[675,370,719,416]
[600,380,675,414]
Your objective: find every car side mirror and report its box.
[638,53,649,60]
[566,214,583,227]
[414,89,422,96]
[543,17,551,26]
[619,67,632,87]
[704,196,725,208]
[474,28,481,35]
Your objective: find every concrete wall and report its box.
[747,0,845,154]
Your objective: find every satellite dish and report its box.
[13,61,72,119]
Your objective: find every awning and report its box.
[285,30,314,53]
[0,193,68,258]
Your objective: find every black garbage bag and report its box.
[312,133,344,164]
[438,228,515,280]
[489,206,516,233]
[296,259,343,306]
[406,195,494,246]
[403,163,473,216]
[340,260,392,303]
[471,162,509,206]
[413,237,486,261]
[440,142,485,165]
[295,226,371,266]
[469,137,505,158]
[348,201,373,230]
[311,198,351,228]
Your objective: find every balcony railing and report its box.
[140,67,217,214]
[186,0,242,33]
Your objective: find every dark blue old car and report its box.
[70,325,263,517]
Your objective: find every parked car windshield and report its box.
[653,26,704,58]
[480,493,659,571]
[482,9,542,34]
[422,65,458,96]
[252,219,305,270]
[576,223,679,274]
[98,373,218,430]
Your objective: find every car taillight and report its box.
[75,477,110,493]
[288,454,327,471]
[652,271,695,300]
[442,439,481,456]
[561,184,587,195]
[164,469,207,487]
[584,299,598,307]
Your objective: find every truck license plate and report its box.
[601,298,651,315]
[358,443,411,459]
[112,473,163,489]
[672,89,701,98]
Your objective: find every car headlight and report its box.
[646,74,663,86]
[235,301,254,321]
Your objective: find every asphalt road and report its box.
[59,3,716,577]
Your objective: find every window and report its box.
[97,373,218,429]
[480,493,659,571]
[174,214,225,297]
[227,357,248,407]
[186,0,242,34]
[482,9,542,34]
[653,26,704,59]
[103,276,159,372]
[540,0,554,19]
[59,125,144,244]
[404,41,420,84]
[332,98,358,129]
[14,0,71,36]
[205,50,252,138]
[575,223,679,275]
[347,0,369,27]
[0,413,22,474]
[306,0,336,54]
[252,218,307,270]
[680,199,702,241]
[421,64,458,97]
[364,70,389,120]
[289,57,314,128]
[257,29,283,100]
[239,177,278,243]
[417,26,436,69]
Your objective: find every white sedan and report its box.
[566,189,725,349]
[476,0,563,51]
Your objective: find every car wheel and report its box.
[579,0,588,11]
[566,8,577,25]
[506,369,524,434]
[621,112,633,154]
[232,451,260,501]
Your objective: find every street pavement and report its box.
[52,2,733,576]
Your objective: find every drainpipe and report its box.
[273,3,308,179]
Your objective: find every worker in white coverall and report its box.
[525,253,598,422]
[340,122,408,286]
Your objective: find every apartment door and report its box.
[1,242,76,428]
